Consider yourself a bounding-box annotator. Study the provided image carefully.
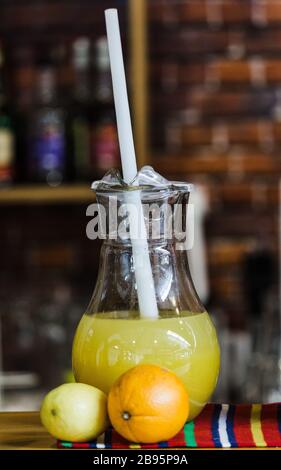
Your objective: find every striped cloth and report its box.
[57,403,281,449]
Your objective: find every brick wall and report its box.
[148,0,280,327]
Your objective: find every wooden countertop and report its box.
[0,412,280,451]
[0,412,56,450]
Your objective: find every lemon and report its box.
[40,383,109,442]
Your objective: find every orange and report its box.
[107,364,189,443]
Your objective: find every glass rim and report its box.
[92,181,194,195]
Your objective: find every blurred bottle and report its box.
[0,44,15,186]
[12,46,35,112]
[28,60,67,185]
[71,37,92,180]
[188,185,209,304]
[50,42,69,101]
[91,37,119,177]
[11,45,35,182]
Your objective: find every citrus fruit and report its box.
[107,364,189,443]
[40,383,109,442]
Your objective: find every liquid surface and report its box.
[72,311,220,420]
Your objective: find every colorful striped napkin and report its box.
[57,403,281,449]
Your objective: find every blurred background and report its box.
[0,0,281,410]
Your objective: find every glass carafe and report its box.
[72,171,220,420]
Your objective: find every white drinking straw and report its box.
[105,8,158,319]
